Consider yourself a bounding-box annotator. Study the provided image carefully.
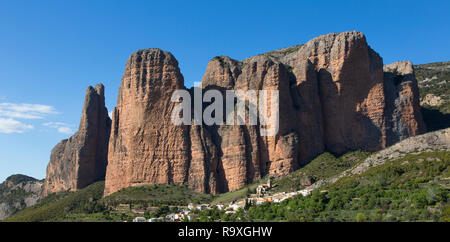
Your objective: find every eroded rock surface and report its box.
[43,84,111,196]
[105,49,192,195]
[104,31,426,195]
[0,175,43,220]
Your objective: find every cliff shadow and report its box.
[421,106,450,131]
[318,66,382,155]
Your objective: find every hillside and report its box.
[415,61,450,131]
[217,150,449,222]
[2,58,449,222]
[103,184,213,206]
[0,174,43,220]
[5,181,104,222]
[5,138,449,222]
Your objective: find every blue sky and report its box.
[0,0,449,182]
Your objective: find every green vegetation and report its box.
[272,151,371,193]
[1,174,38,185]
[414,61,450,130]
[196,151,449,222]
[415,61,450,101]
[263,44,304,57]
[0,189,33,205]
[5,150,449,222]
[6,181,105,222]
[0,174,42,216]
[196,150,370,205]
[0,174,39,203]
[211,182,261,204]
[103,184,213,206]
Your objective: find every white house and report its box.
[188,203,195,210]
[299,189,312,196]
[255,200,264,205]
[197,204,207,211]
[230,204,243,211]
[165,213,176,221]
[133,217,146,222]
[174,213,184,221]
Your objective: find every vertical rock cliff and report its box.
[103,31,426,196]
[383,61,426,145]
[43,84,111,196]
[105,49,192,195]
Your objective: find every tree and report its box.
[356,213,367,222]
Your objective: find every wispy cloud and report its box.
[0,103,57,119]
[0,102,61,134]
[0,118,33,134]
[43,122,75,135]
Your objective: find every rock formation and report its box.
[384,61,426,145]
[421,94,444,107]
[43,84,111,196]
[103,31,426,196]
[105,49,192,195]
[0,174,43,220]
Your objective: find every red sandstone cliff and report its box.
[103,31,426,196]
[43,84,111,196]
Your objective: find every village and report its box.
[129,178,321,222]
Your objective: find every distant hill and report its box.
[415,61,450,131]
[0,174,43,220]
[4,181,104,222]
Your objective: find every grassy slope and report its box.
[6,150,448,222]
[5,183,214,222]
[5,181,104,222]
[272,151,371,193]
[209,150,370,203]
[103,184,213,206]
[231,151,449,222]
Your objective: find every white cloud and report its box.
[57,126,74,135]
[108,111,113,119]
[0,103,57,119]
[43,122,75,135]
[0,118,33,134]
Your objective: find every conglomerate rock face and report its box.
[383,61,426,145]
[43,84,111,196]
[104,49,192,195]
[103,31,426,196]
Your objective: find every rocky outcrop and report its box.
[384,61,426,145]
[43,84,111,196]
[349,127,449,176]
[299,127,450,194]
[103,31,426,196]
[421,94,444,107]
[0,175,43,220]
